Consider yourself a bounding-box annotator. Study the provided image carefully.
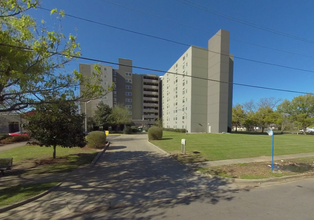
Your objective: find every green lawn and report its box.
[150,131,314,161]
[0,182,59,207]
[0,145,96,162]
[0,145,97,174]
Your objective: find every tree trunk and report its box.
[53,145,56,159]
[236,125,237,132]
[261,127,264,133]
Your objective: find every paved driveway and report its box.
[0,134,238,220]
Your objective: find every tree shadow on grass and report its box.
[1,150,251,220]
[161,138,173,140]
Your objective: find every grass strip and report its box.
[151,131,314,161]
[0,182,59,207]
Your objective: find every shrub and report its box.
[85,131,107,149]
[123,126,132,134]
[148,126,163,140]
[162,128,186,133]
[131,126,138,133]
[0,134,10,141]
[0,135,30,144]
[12,135,30,142]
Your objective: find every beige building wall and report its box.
[80,60,161,129]
[207,29,233,133]
[79,63,113,118]
[162,29,233,133]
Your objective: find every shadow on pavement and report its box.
[2,150,250,220]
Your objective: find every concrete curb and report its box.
[196,171,314,186]
[0,182,62,213]
[0,143,111,213]
[146,140,171,156]
[90,142,111,167]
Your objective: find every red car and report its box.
[9,131,30,137]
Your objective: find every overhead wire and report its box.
[100,0,314,59]
[37,6,314,75]
[0,42,311,95]
[176,0,314,45]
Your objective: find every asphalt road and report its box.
[1,134,314,220]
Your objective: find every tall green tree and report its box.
[93,101,112,129]
[255,106,277,133]
[243,111,258,132]
[277,94,314,134]
[232,104,246,132]
[0,1,106,113]
[111,105,132,129]
[25,97,86,159]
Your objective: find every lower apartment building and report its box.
[162,29,233,133]
[79,59,161,129]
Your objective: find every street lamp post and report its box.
[84,100,91,133]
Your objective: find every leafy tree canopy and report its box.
[111,105,132,126]
[0,0,108,113]
[25,97,86,159]
[93,101,112,127]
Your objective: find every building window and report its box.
[113,91,117,95]
[129,111,132,115]
[125,92,132,96]
[125,79,132,83]
[113,77,116,82]
[114,98,117,101]
[182,116,185,119]
[125,85,132,89]
[126,105,132,109]
[125,98,132,102]
[126,72,132,76]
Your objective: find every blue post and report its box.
[271,133,274,171]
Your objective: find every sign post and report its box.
[266,128,274,171]
[181,139,186,154]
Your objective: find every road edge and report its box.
[0,142,111,213]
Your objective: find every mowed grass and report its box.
[150,131,314,161]
[0,182,59,207]
[0,145,97,174]
[0,145,96,162]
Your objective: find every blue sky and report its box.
[28,0,314,106]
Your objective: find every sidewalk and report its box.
[187,152,314,168]
[0,142,27,152]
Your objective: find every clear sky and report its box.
[28,0,314,106]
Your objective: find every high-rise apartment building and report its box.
[162,29,233,133]
[80,59,161,129]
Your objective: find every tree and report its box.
[111,105,132,129]
[277,94,314,134]
[93,102,112,129]
[243,111,258,131]
[155,118,163,128]
[232,105,246,132]
[256,97,282,109]
[255,106,277,133]
[25,98,86,159]
[0,1,106,113]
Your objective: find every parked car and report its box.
[8,131,30,137]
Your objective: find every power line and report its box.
[100,0,314,59]
[37,7,314,75]
[177,0,314,45]
[0,42,310,95]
